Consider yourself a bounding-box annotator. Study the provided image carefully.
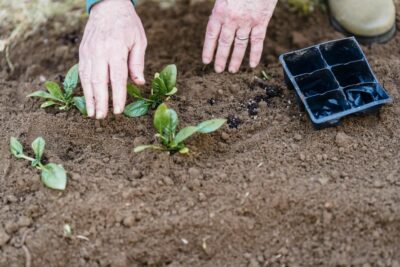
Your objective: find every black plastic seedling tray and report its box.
[279,37,392,129]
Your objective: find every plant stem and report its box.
[20,154,35,162]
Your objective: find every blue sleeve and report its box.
[86,0,136,13]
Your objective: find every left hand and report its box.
[202,0,278,73]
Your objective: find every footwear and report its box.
[328,0,396,44]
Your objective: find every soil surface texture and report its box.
[1,1,400,266]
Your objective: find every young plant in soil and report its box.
[124,64,178,117]
[134,103,226,154]
[10,137,67,190]
[28,64,87,115]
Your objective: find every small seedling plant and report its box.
[28,64,87,115]
[10,137,67,190]
[124,64,178,117]
[134,103,226,154]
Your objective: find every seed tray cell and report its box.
[279,37,392,128]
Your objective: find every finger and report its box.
[229,27,251,73]
[202,17,222,65]
[109,50,129,114]
[79,61,95,117]
[250,25,267,68]
[91,60,109,119]
[214,25,236,73]
[128,39,147,86]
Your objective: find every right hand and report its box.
[79,0,147,119]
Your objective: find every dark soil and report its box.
[1,1,400,266]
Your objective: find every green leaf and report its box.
[153,103,178,138]
[40,163,67,190]
[196,119,227,133]
[152,76,169,95]
[166,87,177,96]
[10,137,24,158]
[159,64,177,92]
[124,100,149,117]
[173,126,198,145]
[73,96,87,116]
[63,64,79,95]
[133,145,162,153]
[27,91,60,101]
[127,84,142,98]
[45,81,64,100]
[40,101,56,108]
[31,137,45,162]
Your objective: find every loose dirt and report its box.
[1,1,400,266]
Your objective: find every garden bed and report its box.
[1,1,400,266]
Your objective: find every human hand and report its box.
[79,0,147,119]
[202,0,278,73]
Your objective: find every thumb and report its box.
[129,40,147,85]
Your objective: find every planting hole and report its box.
[295,69,339,97]
[332,60,375,87]
[283,47,326,76]
[320,39,363,65]
[306,90,350,119]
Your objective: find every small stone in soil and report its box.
[221,132,230,141]
[294,134,303,141]
[227,115,241,129]
[122,215,136,227]
[0,228,10,247]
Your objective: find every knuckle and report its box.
[219,35,232,46]
[235,39,248,48]
[206,29,219,40]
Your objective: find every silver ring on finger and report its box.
[235,36,249,41]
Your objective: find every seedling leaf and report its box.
[31,137,45,161]
[152,76,168,95]
[174,126,198,145]
[153,103,178,137]
[134,145,162,153]
[40,163,67,190]
[27,91,59,101]
[196,119,226,133]
[40,101,56,108]
[124,100,149,117]
[127,84,142,98]
[10,137,23,158]
[159,64,177,91]
[73,96,87,116]
[63,64,79,95]
[166,87,177,96]
[45,81,64,100]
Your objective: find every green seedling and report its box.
[28,64,87,115]
[10,137,67,190]
[134,103,226,154]
[124,64,178,117]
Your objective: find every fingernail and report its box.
[215,65,224,73]
[203,57,211,64]
[87,107,94,117]
[114,106,123,114]
[229,67,237,73]
[250,62,257,68]
[96,111,104,119]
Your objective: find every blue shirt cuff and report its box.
[86,0,136,13]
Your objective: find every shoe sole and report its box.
[330,15,396,45]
